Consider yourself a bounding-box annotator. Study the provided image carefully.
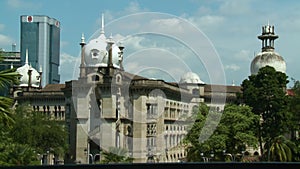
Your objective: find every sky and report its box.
[1,0,300,87]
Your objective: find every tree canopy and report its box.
[0,104,68,166]
[100,147,133,164]
[185,103,259,162]
[240,66,294,160]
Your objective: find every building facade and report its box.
[20,15,60,87]
[15,18,291,165]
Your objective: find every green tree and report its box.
[185,104,259,162]
[100,147,133,164]
[10,105,68,159]
[240,66,291,158]
[287,79,300,161]
[0,123,39,166]
[0,52,20,127]
[268,135,295,162]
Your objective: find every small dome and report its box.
[16,49,40,88]
[179,72,204,84]
[250,51,286,75]
[84,34,121,68]
[17,64,40,88]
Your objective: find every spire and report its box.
[100,13,105,35]
[25,49,29,65]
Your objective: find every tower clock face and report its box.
[90,49,107,61]
[91,49,100,58]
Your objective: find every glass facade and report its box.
[20,15,60,87]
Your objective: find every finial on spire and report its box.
[100,13,105,35]
[39,65,43,73]
[81,33,85,44]
[107,33,114,44]
[25,49,29,65]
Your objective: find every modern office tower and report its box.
[20,15,60,87]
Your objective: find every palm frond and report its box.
[0,96,15,126]
[0,68,20,88]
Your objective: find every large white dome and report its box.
[179,72,204,84]
[250,51,286,75]
[84,34,121,68]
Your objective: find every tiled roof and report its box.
[41,84,65,92]
[204,84,242,93]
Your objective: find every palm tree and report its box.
[268,135,294,162]
[0,52,20,127]
[101,147,133,164]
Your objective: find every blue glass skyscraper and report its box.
[20,15,60,87]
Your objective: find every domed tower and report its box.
[179,72,204,84]
[16,49,42,89]
[179,72,205,103]
[79,14,124,78]
[250,24,286,75]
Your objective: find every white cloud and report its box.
[59,53,80,83]
[187,15,225,32]
[149,18,184,34]
[225,64,240,71]
[6,0,42,9]
[125,1,143,13]
[60,41,69,48]
[0,24,4,31]
[234,49,252,62]
[219,0,251,15]
[196,6,213,15]
[60,52,79,65]
[0,34,14,47]
[123,36,146,50]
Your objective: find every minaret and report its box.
[79,33,86,78]
[250,23,286,75]
[257,23,278,52]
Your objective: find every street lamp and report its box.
[200,152,209,162]
[94,154,101,164]
[223,150,234,162]
[147,148,155,163]
[209,151,214,161]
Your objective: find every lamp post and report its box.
[200,152,210,162]
[93,154,101,164]
[209,151,214,162]
[88,154,93,164]
[147,148,155,163]
[223,150,235,162]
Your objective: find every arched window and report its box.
[92,75,100,81]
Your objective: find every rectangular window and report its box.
[146,103,157,119]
